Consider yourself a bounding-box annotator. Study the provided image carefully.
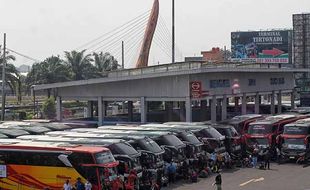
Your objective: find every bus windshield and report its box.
[161,135,185,147]
[180,132,201,144]
[200,128,223,139]
[111,143,139,157]
[248,124,272,134]
[95,151,116,164]
[139,138,163,153]
[284,126,309,135]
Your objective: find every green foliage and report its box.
[42,97,56,119]
[64,50,101,80]
[93,52,120,72]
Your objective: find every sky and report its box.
[0,0,309,68]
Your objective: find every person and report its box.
[63,180,72,190]
[276,147,281,164]
[125,170,137,190]
[85,180,92,190]
[213,172,222,190]
[167,162,177,184]
[252,147,258,168]
[75,177,85,190]
[264,147,271,170]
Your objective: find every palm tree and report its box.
[64,50,100,80]
[26,56,70,97]
[93,52,120,73]
[0,52,21,101]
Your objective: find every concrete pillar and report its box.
[165,101,173,121]
[98,97,103,126]
[242,93,247,115]
[87,101,93,118]
[221,95,227,121]
[140,97,147,123]
[128,101,133,122]
[271,91,275,115]
[278,90,282,114]
[185,97,192,122]
[211,95,217,123]
[200,100,208,121]
[255,93,260,114]
[291,90,296,109]
[180,101,186,122]
[234,97,239,112]
[56,96,62,121]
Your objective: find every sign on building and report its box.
[231,30,292,64]
[190,81,202,98]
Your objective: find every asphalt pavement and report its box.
[164,163,310,190]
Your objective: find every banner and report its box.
[231,30,292,63]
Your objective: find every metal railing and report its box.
[108,61,293,78]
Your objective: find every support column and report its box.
[128,101,133,122]
[211,95,217,123]
[140,97,147,123]
[200,100,208,121]
[185,97,192,122]
[271,91,275,115]
[234,97,239,113]
[291,90,296,109]
[180,101,186,122]
[242,93,247,115]
[87,101,93,118]
[221,95,227,121]
[56,96,62,121]
[255,93,260,114]
[98,97,103,126]
[165,101,173,121]
[278,90,282,114]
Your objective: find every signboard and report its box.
[190,81,202,98]
[231,30,291,63]
[0,165,7,178]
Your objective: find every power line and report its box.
[5,48,41,63]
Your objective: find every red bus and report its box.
[245,114,308,150]
[0,140,119,190]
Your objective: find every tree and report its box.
[0,52,21,99]
[42,97,56,119]
[64,50,100,80]
[93,52,120,73]
[26,56,70,97]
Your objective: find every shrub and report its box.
[42,97,56,119]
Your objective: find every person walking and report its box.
[213,172,222,190]
[264,147,271,170]
[75,177,85,190]
[63,180,72,190]
[252,147,259,168]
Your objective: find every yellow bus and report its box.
[0,140,119,190]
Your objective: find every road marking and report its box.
[239,179,255,187]
[254,177,264,182]
[240,177,264,187]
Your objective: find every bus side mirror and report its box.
[58,154,73,167]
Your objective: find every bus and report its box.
[278,118,310,160]
[0,140,119,190]
[17,135,142,183]
[227,114,264,135]
[245,114,308,150]
[102,125,204,159]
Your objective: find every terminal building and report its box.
[33,61,308,125]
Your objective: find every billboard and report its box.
[231,30,292,63]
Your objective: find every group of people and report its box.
[63,178,92,190]
[245,144,272,170]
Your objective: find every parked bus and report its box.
[245,114,308,150]
[227,114,264,135]
[0,140,119,190]
[17,135,142,187]
[278,118,310,160]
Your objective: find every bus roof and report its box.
[18,135,125,145]
[37,123,72,131]
[229,114,263,123]
[295,118,310,125]
[89,129,171,137]
[0,140,110,153]
[0,133,8,139]
[0,129,30,138]
[163,122,208,126]
[249,114,303,125]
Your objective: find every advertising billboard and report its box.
[231,30,292,63]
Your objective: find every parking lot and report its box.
[164,163,310,190]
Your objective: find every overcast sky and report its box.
[0,0,309,67]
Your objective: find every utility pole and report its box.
[1,33,6,121]
[122,41,125,69]
[172,0,175,63]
